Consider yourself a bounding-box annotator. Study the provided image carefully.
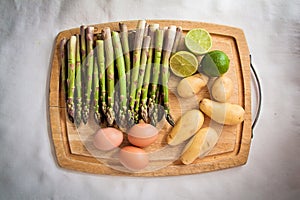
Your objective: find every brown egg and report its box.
[127,123,159,147]
[119,146,149,171]
[93,127,123,151]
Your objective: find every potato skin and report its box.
[199,98,245,125]
[211,76,233,102]
[167,109,204,146]
[180,127,218,165]
[177,73,208,98]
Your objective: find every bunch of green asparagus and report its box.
[60,20,183,128]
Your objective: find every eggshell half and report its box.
[119,146,149,171]
[93,127,123,151]
[127,123,159,147]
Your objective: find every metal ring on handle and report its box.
[250,55,262,138]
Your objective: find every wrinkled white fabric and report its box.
[0,0,299,199]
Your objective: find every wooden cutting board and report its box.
[49,20,251,176]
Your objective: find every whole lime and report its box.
[201,50,230,77]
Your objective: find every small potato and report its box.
[180,127,219,165]
[199,98,245,125]
[167,109,204,146]
[211,76,233,102]
[177,73,209,98]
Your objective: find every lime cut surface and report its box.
[185,28,212,55]
[169,51,198,78]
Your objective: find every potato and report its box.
[167,109,204,146]
[199,98,245,125]
[177,73,209,98]
[211,76,233,102]
[180,127,219,165]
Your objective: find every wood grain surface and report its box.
[49,20,251,176]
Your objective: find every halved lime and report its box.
[185,28,212,55]
[169,51,198,78]
[201,50,230,77]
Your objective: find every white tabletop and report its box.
[0,0,299,199]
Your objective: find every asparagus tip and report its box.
[116,110,128,130]
[166,114,175,127]
[75,119,81,127]
[82,112,88,124]
[68,114,74,123]
[94,113,101,125]
[141,105,149,123]
[127,110,136,127]
[75,110,82,126]
[149,104,158,127]
[106,108,115,126]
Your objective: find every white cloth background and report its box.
[0,0,299,199]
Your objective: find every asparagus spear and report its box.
[134,36,151,122]
[128,30,136,52]
[102,27,115,126]
[128,30,135,87]
[157,85,165,122]
[141,24,159,122]
[80,25,87,60]
[93,54,100,124]
[149,28,164,126]
[112,31,128,128]
[82,26,94,124]
[128,30,135,98]
[113,87,120,121]
[74,34,82,126]
[171,26,182,55]
[143,24,149,37]
[150,84,160,126]
[119,23,131,94]
[67,36,76,122]
[80,25,87,97]
[128,20,146,125]
[96,40,107,118]
[59,38,67,101]
[161,26,176,126]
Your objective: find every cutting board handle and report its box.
[250,55,262,138]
